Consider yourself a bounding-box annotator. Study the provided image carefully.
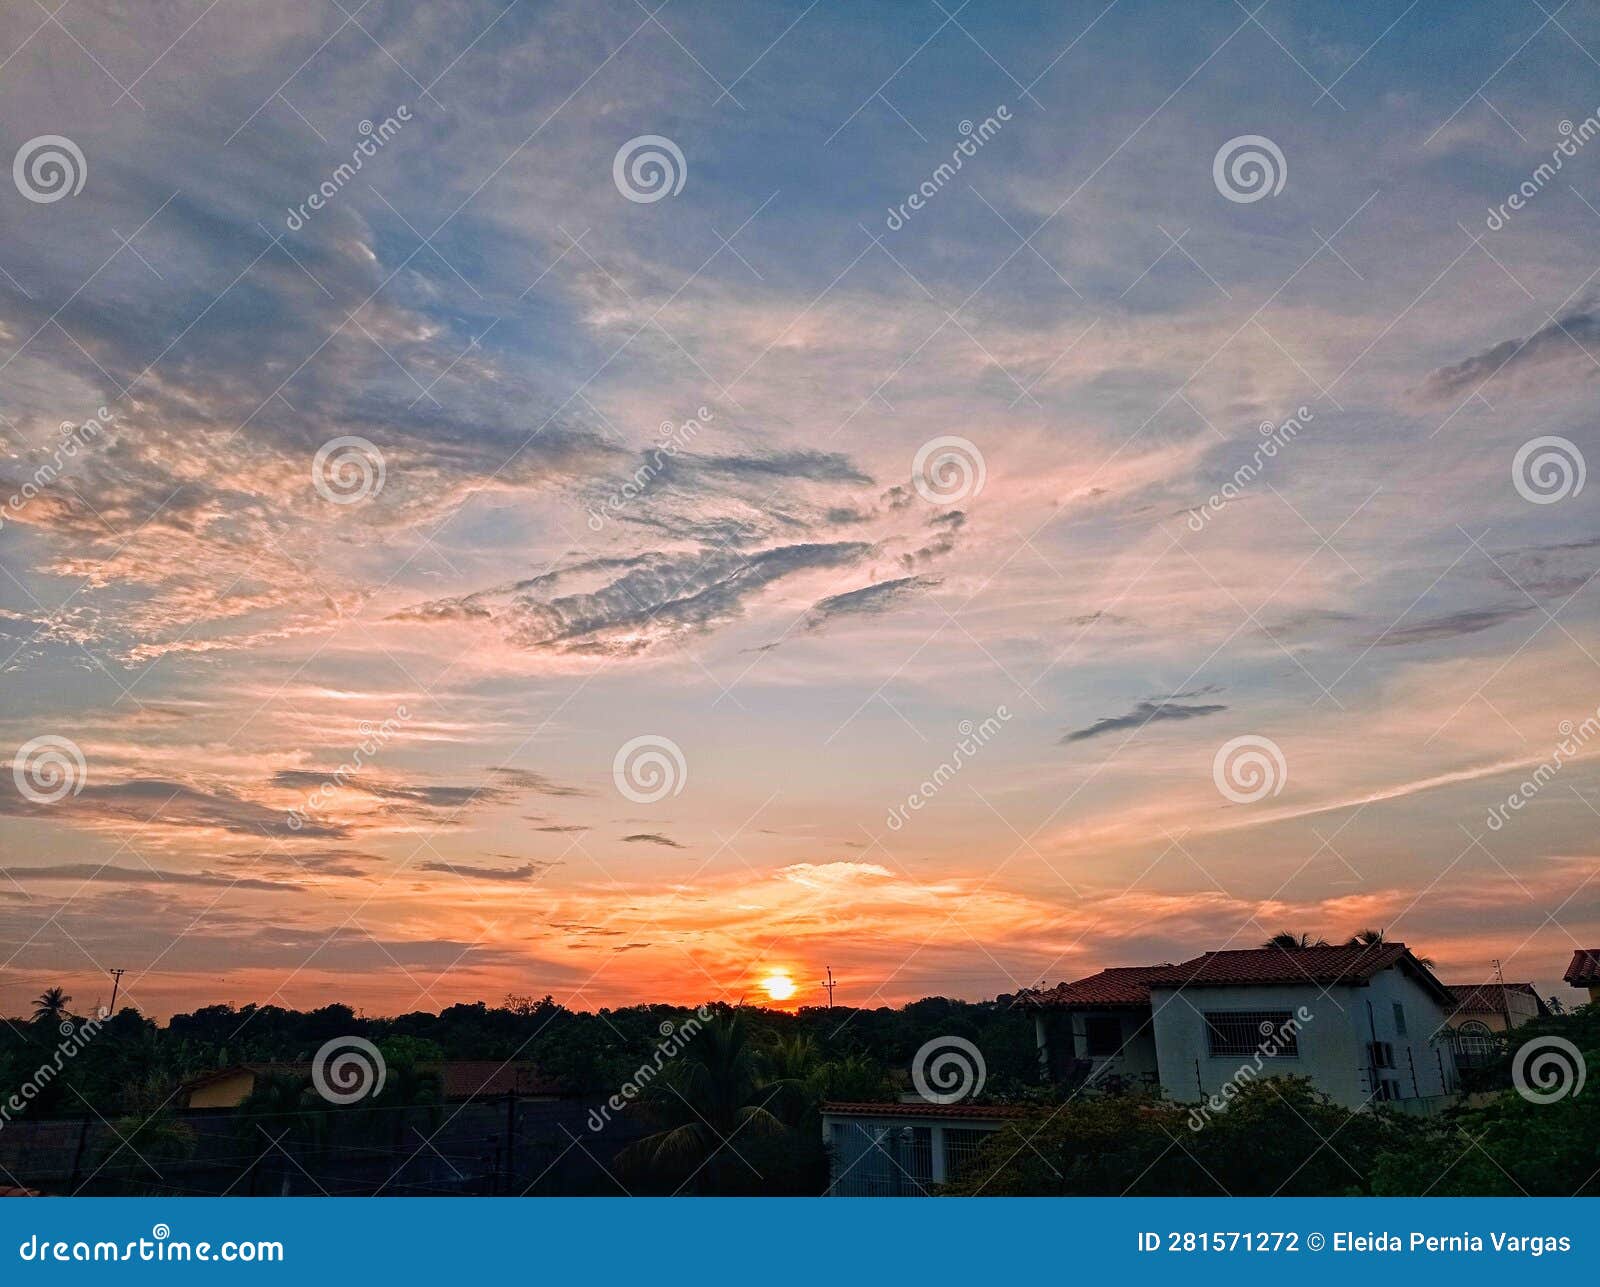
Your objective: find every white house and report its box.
[1021,943,1460,1113]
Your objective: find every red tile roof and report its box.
[1022,944,1453,1008]
[1565,949,1600,987]
[1154,943,1414,988]
[1445,982,1548,1016]
[1016,965,1177,1009]
[822,1101,1030,1120]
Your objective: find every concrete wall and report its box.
[1149,971,1457,1111]
[822,1112,1009,1195]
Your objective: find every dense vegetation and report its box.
[2,988,1594,1195]
[0,991,1036,1117]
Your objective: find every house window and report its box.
[1368,1040,1396,1069]
[1084,1015,1123,1058]
[1203,1010,1298,1058]
[1454,1020,1494,1068]
[1392,1002,1407,1035]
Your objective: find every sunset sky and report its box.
[2,0,1598,1021]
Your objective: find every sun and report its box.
[760,972,797,1002]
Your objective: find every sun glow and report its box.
[760,972,796,1002]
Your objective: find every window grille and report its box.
[1203,1010,1298,1058]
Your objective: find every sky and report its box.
[1,0,1598,1021]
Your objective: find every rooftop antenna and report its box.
[823,966,836,1011]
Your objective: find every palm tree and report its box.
[619,1012,794,1193]
[1262,931,1327,950]
[32,987,71,1025]
[1344,927,1433,967]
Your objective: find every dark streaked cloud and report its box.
[418,859,555,881]
[1374,604,1537,647]
[0,863,298,892]
[1417,304,1600,402]
[488,768,592,797]
[271,769,499,811]
[0,777,334,838]
[903,510,966,567]
[1062,690,1229,743]
[621,832,685,848]
[803,575,939,632]
[682,449,871,485]
[394,541,873,655]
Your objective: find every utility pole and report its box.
[823,966,835,1010]
[107,968,124,1017]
